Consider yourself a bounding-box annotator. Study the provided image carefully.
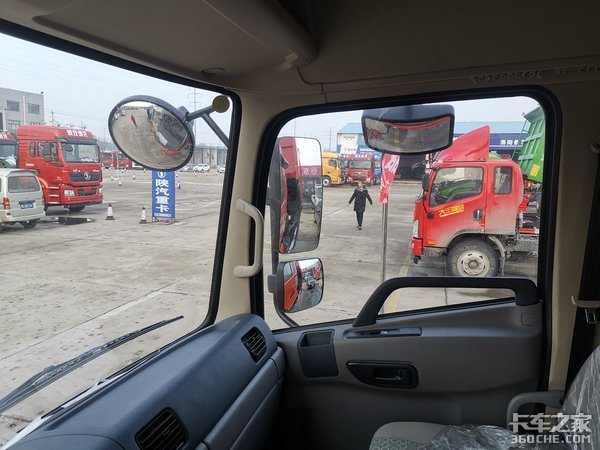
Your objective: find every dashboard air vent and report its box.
[241,327,267,362]
[135,408,187,450]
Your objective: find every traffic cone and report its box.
[177,181,181,189]
[106,203,115,220]
[139,206,147,224]
[132,173,136,180]
[118,178,122,186]
[110,174,114,181]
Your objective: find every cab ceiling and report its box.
[0,0,599,93]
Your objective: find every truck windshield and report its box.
[348,160,372,169]
[430,167,484,206]
[62,143,100,163]
[0,143,17,159]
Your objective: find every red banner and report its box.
[379,153,400,203]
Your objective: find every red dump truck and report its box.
[411,126,538,276]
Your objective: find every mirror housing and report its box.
[421,172,430,192]
[276,258,323,313]
[269,137,323,254]
[362,105,455,155]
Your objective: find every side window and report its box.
[328,159,337,168]
[429,167,483,206]
[49,143,59,162]
[29,142,35,157]
[494,166,512,194]
[264,96,547,329]
[37,142,44,158]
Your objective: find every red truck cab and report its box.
[0,131,18,167]
[412,126,528,276]
[346,153,378,185]
[16,126,103,211]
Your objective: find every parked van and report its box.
[0,169,45,229]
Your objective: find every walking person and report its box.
[348,181,373,230]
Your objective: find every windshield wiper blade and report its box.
[0,315,183,414]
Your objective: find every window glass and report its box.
[8,175,40,192]
[7,119,20,132]
[6,100,19,111]
[0,32,231,441]
[264,96,546,329]
[494,166,512,194]
[27,103,40,114]
[429,167,483,206]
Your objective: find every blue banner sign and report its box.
[152,171,176,219]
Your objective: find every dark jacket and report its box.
[349,187,373,212]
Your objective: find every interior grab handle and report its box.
[234,199,264,278]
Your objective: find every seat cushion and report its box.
[369,422,524,450]
[369,422,446,449]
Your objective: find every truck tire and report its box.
[322,176,332,187]
[68,205,85,212]
[21,219,39,229]
[446,239,499,277]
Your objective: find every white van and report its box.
[0,168,45,229]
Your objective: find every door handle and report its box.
[347,362,418,388]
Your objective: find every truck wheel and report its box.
[322,176,332,187]
[68,205,85,212]
[21,219,39,229]
[447,239,499,277]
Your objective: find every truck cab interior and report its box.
[0,1,599,449]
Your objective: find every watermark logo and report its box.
[509,413,591,445]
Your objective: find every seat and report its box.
[369,345,600,449]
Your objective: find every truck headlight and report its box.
[64,189,75,197]
[412,219,419,238]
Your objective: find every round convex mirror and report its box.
[108,96,194,170]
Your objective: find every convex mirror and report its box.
[108,95,230,171]
[276,258,323,313]
[362,105,455,155]
[269,137,323,254]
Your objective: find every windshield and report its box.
[0,32,232,445]
[62,143,100,163]
[348,159,372,169]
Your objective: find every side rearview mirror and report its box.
[362,104,455,155]
[276,258,323,313]
[269,136,323,254]
[421,172,430,192]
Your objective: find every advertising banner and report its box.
[152,171,176,219]
[379,153,400,203]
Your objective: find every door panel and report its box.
[274,300,543,450]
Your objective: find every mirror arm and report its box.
[186,106,230,149]
[275,304,299,328]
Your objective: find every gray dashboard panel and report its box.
[9,314,281,450]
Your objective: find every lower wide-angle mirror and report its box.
[276,258,323,313]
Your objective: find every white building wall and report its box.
[0,87,45,132]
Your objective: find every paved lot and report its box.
[0,169,538,444]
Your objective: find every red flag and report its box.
[379,153,400,203]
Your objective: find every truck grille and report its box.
[70,172,101,182]
[78,188,97,196]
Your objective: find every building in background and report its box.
[0,88,45,132]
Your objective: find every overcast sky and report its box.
[0,33,540,149]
